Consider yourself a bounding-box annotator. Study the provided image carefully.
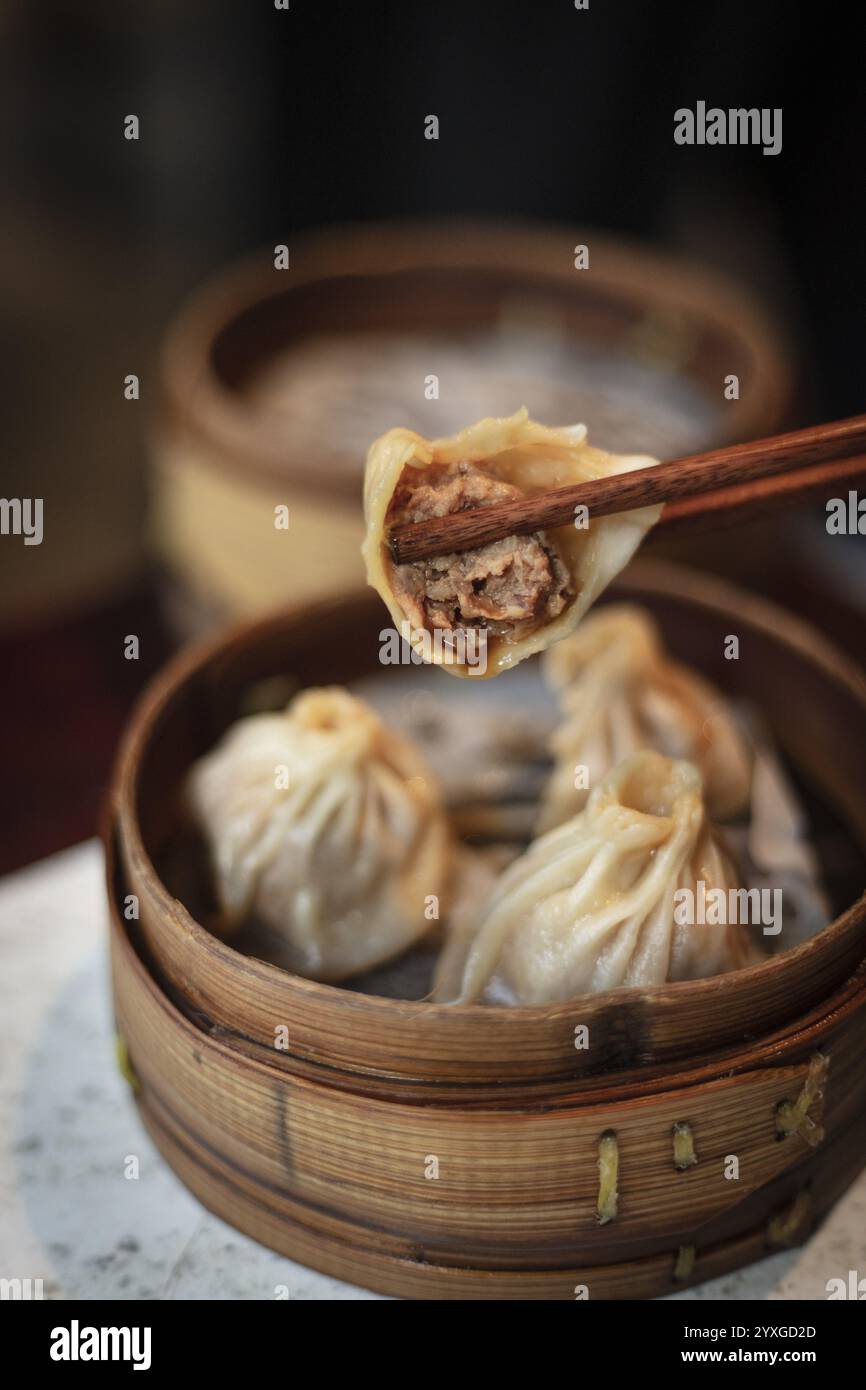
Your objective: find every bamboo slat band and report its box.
[597,1132,619,1224]
[672,1121,698,1170]
[776,1052,829,1147]
[767,1188,812,1246]
[673,1245,696,1282]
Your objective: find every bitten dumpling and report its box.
[186,687,453,981]
[362,409,660,678]
[433,751,762,1005]
[537,604,752,831]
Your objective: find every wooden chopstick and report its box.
[655,450,866,538]
[387,415,866,565]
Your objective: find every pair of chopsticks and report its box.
[387,416,866,565]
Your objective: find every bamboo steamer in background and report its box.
[153,222,792,633]
[108,563,866,1299]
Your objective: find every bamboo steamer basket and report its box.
[152,221,792,630]
[107,562,866,1298]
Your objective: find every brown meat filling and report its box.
[387,461,572,637]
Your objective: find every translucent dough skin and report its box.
[362,410,661,678]
[434,751,762,1006]
[538,605,753,830]
[186,687,453,982]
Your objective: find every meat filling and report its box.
[387,461,573,637]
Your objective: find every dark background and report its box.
[1,0,864,871]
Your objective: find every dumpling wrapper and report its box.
[362,409,661,678]
[538,604,753,830]
[186,687,453,982]
[434,750,763,1005]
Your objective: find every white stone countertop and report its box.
[1,840,863,1302]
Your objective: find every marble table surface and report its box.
[1,840,863,1302]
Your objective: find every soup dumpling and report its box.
[187,687,453,982]
[434,750,762,1005]
[362,409,660,678]
[538,604,752,831]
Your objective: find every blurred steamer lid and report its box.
[152,220,793,633]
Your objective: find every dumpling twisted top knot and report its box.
[435,749,762,1006]
[538,604,753,831]
[187,687,452,981]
